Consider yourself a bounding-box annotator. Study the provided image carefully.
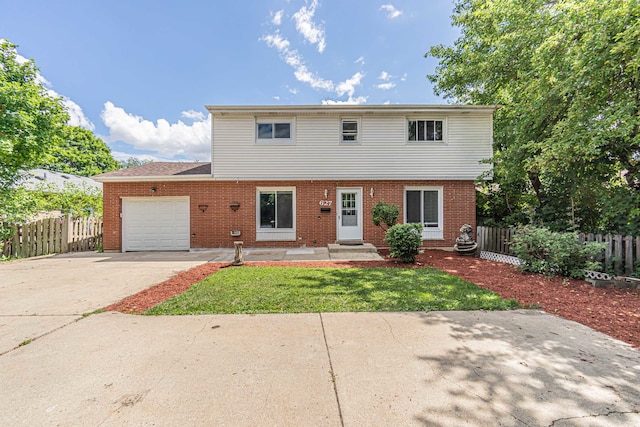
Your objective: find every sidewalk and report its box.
[192,245,384,262]
[2,310,639,426]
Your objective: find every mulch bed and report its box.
[105,249,640,350]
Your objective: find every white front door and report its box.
[337,188,362,242]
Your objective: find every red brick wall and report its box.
[102,180,476,251]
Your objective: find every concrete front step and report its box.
[327,243,378,254]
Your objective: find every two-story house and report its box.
[95,104,495,252]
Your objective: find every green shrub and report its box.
[372,201,399,231]
[511,225,604,278]
[385,223,423,263]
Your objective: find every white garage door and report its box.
[122,197,190,251]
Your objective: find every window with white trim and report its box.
[404,187,443,239]
[407,119,444,142]
[340,118,359,143]
[256,119,294,144]
[256,188,296,241]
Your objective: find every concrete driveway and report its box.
[0,251,213,354]
[1,253,640,425]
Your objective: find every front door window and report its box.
[341,192,357,226]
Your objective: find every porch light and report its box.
[230,202,241,211]
[370,187,375,198]
[198,204,209,212]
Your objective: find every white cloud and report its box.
[100,102,211,161]
[380,4,403,19]
[272,9,284,25]
[181,110,206,121]
[109,151,166,163]
[377,82,396,90]
[273,95,281,101]
[400,73,408,81]
[321,96,368,105]
[262,32,290,51]
[262,32,335,92]
[336,72,364,97]
[262,5,366,103]
[292,0,326,53]
[63,98,96,130]
[289,87,299,95]
[293,61,334,91]
[376,71,398,90]
[354,56,365,66]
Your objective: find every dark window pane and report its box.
[417,121,426,141]
[423,190,439,226]
[406,191,421,223]
[258,123,273,139]
[434,121,443,140]
[342,121,357,132]
[274,123,290,139]
[408,120,416,141]
[276,192,293,228]
[426,121,435,140]
[260,192,276,228]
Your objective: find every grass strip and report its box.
[145,266,519,315]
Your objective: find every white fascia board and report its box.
[206,104,500,116]
[210,175,483,181]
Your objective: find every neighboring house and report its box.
[94,104,496,252]
[21,169,103,192]
[19,169,103,220]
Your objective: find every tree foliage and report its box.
[427,0,640,234]
[119,157,154,169]
[39,126,120,176]
[31,182,103,217]
[371,201,400,231]
[1,40,69,241]
[0,40,68,190]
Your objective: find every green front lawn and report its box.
[145,266,519,315]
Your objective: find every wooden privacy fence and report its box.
[476,226,640,276]
[476,226,517,257]
[1,215,103,259]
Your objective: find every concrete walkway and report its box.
[1,251,640,425]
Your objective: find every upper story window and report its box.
[407,119,444,142]
[341,118,359,143]
[256,119,294,144]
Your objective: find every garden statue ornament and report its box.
[453,224,478,256]
[232,241,244,266]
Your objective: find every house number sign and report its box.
[319,200,333,207]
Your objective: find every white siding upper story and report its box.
[206,105,496,181]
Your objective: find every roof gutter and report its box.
[206,104,501,116]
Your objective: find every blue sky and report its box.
[2,0,459,162]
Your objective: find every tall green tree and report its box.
[0,41,68,241]
[40,125,120,176]
[427,0,640,234]
[0,40,68,190]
